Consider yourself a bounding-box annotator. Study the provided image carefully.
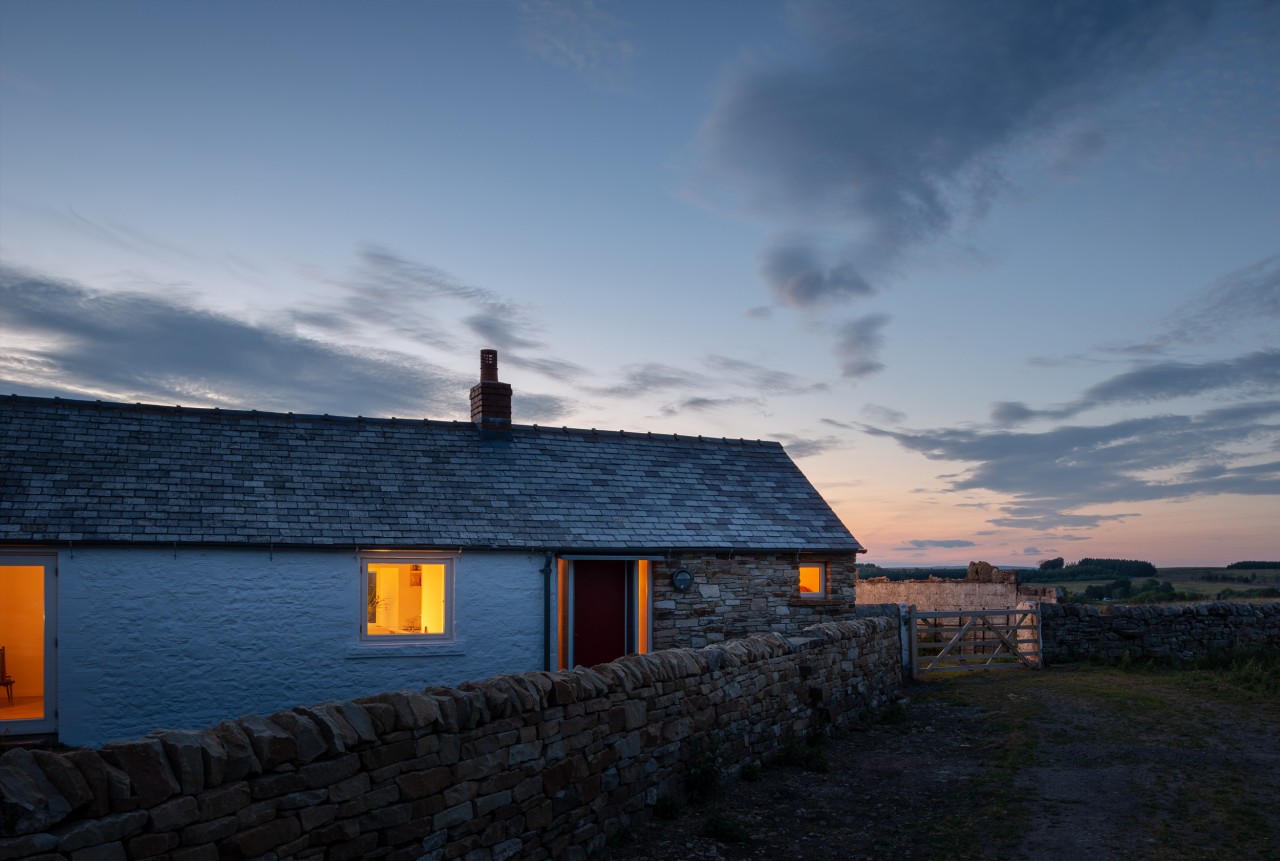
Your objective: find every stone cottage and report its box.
[0,350,864,746]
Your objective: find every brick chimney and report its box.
[470,349,512,433]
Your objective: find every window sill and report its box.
[347,641,465,658]
[790,597,846,608]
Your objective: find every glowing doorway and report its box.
[0,555,57,734]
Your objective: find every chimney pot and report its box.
[479,348,499,382]
[470,349,512,434]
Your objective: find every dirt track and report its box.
[606,663,1280,860]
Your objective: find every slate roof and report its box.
[0,395,864,553]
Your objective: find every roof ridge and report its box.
[2,392,779,447]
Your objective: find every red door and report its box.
[572,560,628,668]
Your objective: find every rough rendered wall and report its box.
[1041,601,1280,663]
[56,548,547,748]
[649,553,858,649]
[0,620,903,861]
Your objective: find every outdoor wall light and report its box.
[670,569,694,592]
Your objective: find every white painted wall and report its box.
[56,547,549,747]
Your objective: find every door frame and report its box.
[0,551,59,736]
[557,555,655,670]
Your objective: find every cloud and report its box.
[1161,252,1280,345]
[293,245,495,348]
[513,392,574,424]
[866,400,1280,530]
[834,313,890,378]
[0,266,575,421]
[706,354,827,395]
[463,309,545,351]
[992,349,1280,424]
[895,539,978,550]
[519,0,637,83]
[701,0,1219,296]
[595,353,829,403]
[861,403,906,424]
[292,246,583,381]
[591,362,703,398]
[759,235,875,308]
[658,396,762,417]
[775,434,840,459]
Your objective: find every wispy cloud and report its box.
[866,401,1280,530]
[706,354,828,395]
[861,403,906,425]
[775,433,840,459]
[292,246,585,381]
[0,266,575,421]
[759,234,875,308]
[1156,252,1280,348]
[659,396,763,418]
[590,362,703,398]
[895,539,977,550]
[698,0,1227,377]
[834,313,890,378]
[992,349,1280,424]
[592,353,830,404]
[702,1,1215,291]
[519,0,637,85]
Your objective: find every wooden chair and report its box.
[0,646,13,705]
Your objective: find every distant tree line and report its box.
[1022,565,1117,583]
[1078,558,1158,576]
[1201,572,1256,584]
[1227,561,1280,570]
[856,563,967,581]
[1067,578,1199,604]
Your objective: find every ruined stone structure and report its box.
[1040,601,1280,663]
[0,619,902,859]
[856,561,1057,613]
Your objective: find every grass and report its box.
[890,654,1279,859]
[1035,567,1280,600]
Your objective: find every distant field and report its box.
[1034,567,1279,599]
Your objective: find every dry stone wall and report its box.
[0,619,901,861]
[650,553,858,649]
[1041,601,1280,663]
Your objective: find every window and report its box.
[798,562,826,597]
[360,554,454,640]
[0,555,57,735]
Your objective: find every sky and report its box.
[2,0,1278,568]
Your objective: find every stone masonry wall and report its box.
[856,577,1058,613]
[650,553,858,649]
[0,619,902,861]
[1041,601,1280,664]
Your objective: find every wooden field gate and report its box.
[908,604,1042,676]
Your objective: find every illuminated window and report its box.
[798,563,826,597]
[360,554,453,640]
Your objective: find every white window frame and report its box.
[357,552,457,644]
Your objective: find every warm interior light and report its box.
[0,565,45,721]
[799,563,825,595]
[637,560,650,654]
[365,562,446,636]
[556,558,569,670]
